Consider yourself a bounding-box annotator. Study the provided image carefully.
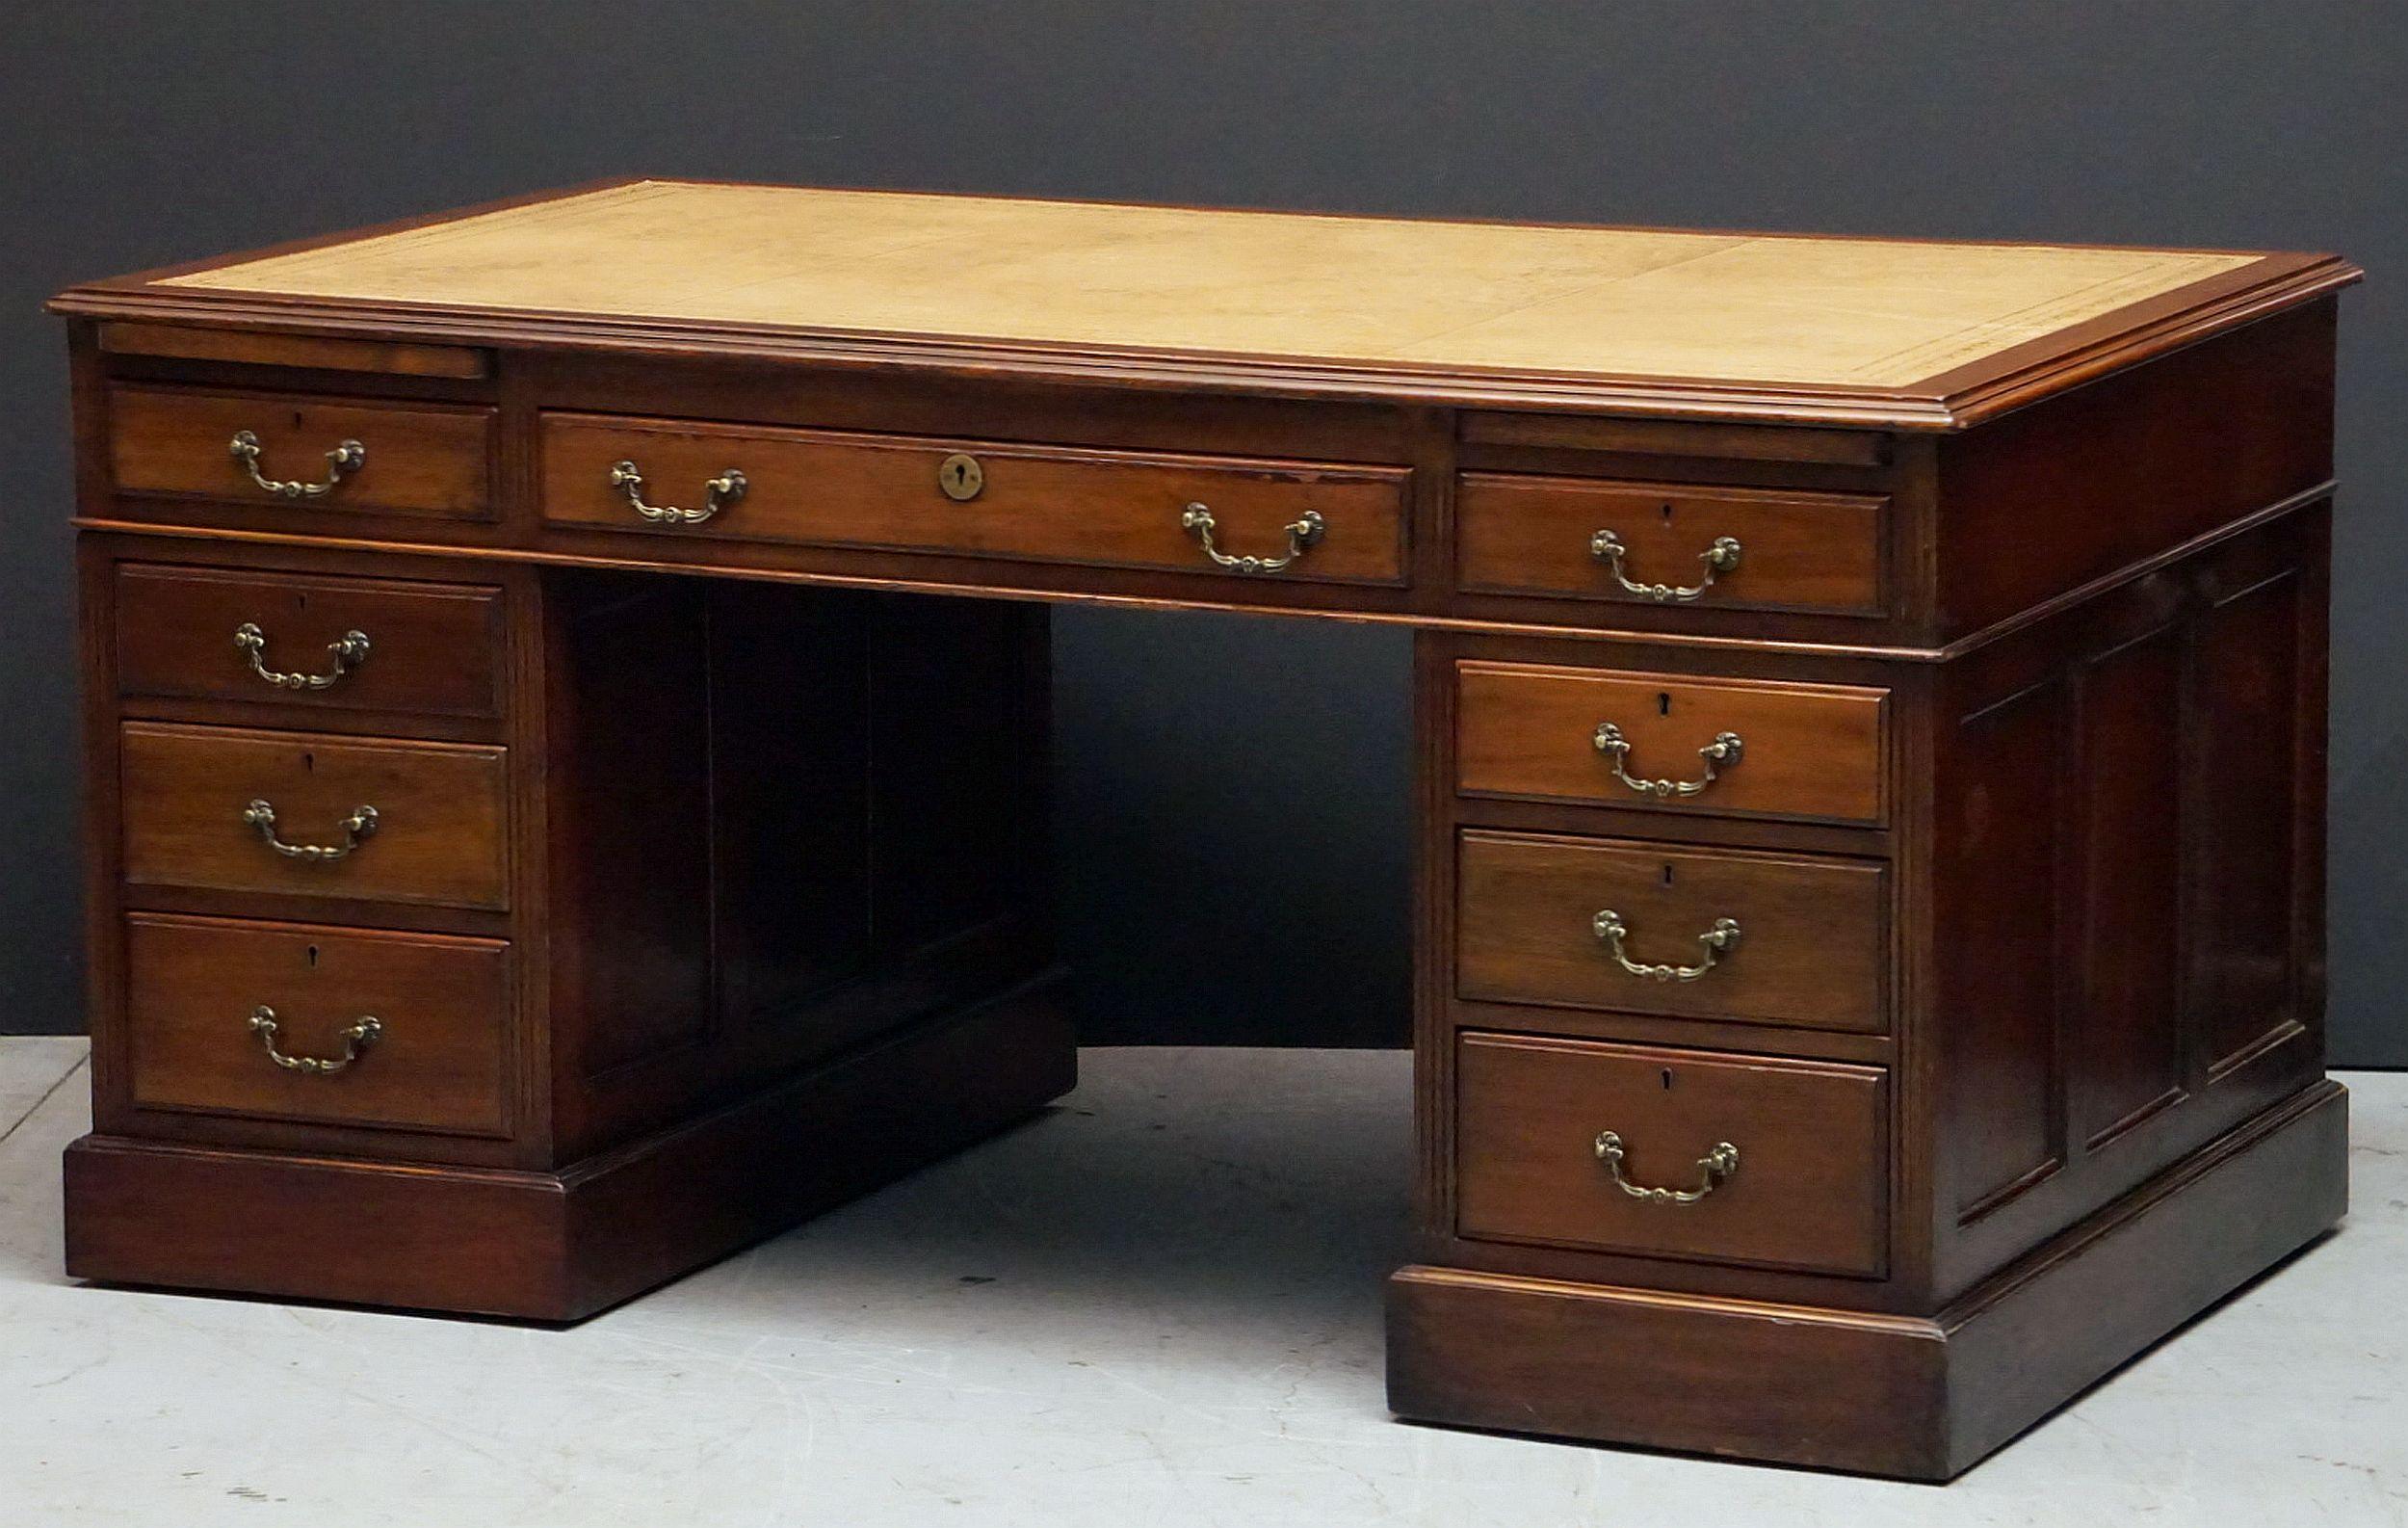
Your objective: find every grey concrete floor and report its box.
[1,1039,2402,1526]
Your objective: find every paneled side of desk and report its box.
[47,188,2351,1476]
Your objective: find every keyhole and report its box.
[306,944,320,968]
[1658,692,1672,717]
[1662,863,1675,887]
[1662,1068,1674,1091]
[1660,501,1674,522]
[301,751,315,773]
[938,453,983,500]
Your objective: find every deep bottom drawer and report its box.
[1455,1031,1888,1277]
[125,913,512,1138]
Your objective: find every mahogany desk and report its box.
[47,182,2359,1478]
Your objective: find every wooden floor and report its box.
[4,1039,2400,1524]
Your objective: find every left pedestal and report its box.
[66,534,1071,1319]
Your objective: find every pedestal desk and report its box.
[47,182,2359,1478]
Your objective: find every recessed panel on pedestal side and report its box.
[1929,514,2325,1298]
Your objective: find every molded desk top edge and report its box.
[50,178,2362,429]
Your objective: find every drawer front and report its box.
[116,564,505,719]
[109,385,495,520]
[1455,1032,1887,1277]
[1456,830,1887,1033]
[539,411,1410,585]
[125,913,510,1137]
[1456,473,1886,616]
[1455,661,1888,824]
[121,723,509,910]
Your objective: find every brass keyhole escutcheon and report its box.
[938,453,984,501]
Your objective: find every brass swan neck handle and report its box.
[229,431,366,500]
[248,1006,381,1075]
[1592,724,1743,799]
[1594,1130,1740,1204]
[242,800,379,861]
[610,460,747,524]
[234,621,370,691]
[1180,503,1325,573]
[1589,529,1742,602]
[1592,910,1741,982]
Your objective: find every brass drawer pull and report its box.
[610,459,747,524]
[1592,909,1741,981]
[1592,723,1743,798]
[233,621,370,691]
[228,430,366,500]
[1180,502,1325,573]
[242,799,379,861]
[1593,1130,1740,1204]
[1589,529,1742,602]
[248,1005,381,1075]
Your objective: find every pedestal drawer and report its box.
[1456,830,1888,1033]
[125,913,510,1137]
[1457,473,1887,616]
[108,385,495,520]
[1455,1032,1887,1278]
[1455,661,1888,824]
[120,723,509,910]
[538,411,1410,584]
[116,564,505,719]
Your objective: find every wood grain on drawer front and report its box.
[108,385,494,519]
[120,723,509,910]
[116,564,505,719]
[125,912,510,1137]
[1455,1032,1887,1277]
[1455,662,1888,824]
[539,411,1410,584]
[1456,830,1888,1033]
[1457,473,1887,615]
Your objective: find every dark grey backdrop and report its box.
[5,5,2401,1058]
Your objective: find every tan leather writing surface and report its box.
[164,180,2256,389]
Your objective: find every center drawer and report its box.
[1455,1031,1888,1277]
[119,723,510,910]
[538,411,1410,584]
[1456,830,1888,1033]
[125,912,510,1138]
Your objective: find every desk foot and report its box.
[63,974,1076,1321]
[1387,1079,2347,1479]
